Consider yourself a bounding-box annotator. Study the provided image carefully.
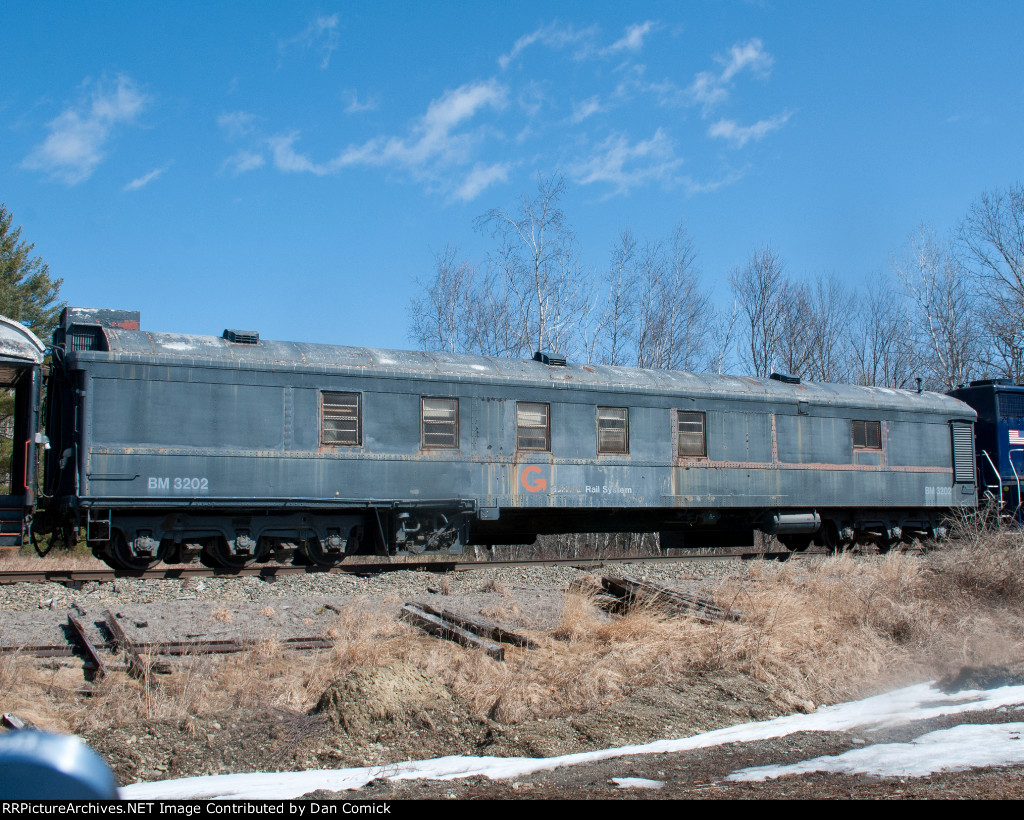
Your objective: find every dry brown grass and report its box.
[7,530,1024,737]
[0,547,105,571]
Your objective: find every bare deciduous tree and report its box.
[730,246,788,377]
[408,245,478,353]
[803,275,855,382]
[589,229,638,366]
[895,226,981,390]
[850,274,918,388]
[476,175,590,358]
[958,184,1024,382]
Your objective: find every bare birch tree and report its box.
[803,275,855,382]
[730,246,788,377]
[589,229,638,366]
[895,226,981,390]
[475,175,590,358]
[958,184,1024,382]
[850,274,918,388]
[408,245,478,353]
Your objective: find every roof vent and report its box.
[223,329,260,345]
[770,372,801,385]
[533,351,567,367]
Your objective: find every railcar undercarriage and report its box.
[60,503,954,571]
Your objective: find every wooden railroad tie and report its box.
[102,610,172,678]
[401,603,538,660]
[14,609,336,680]
[66,614,108,679]
[576,576,742,623]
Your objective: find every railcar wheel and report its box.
[200,537,258,569]
[296,537,343,568]
[101,531,160,572]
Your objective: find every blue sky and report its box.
[3,1,1023,349]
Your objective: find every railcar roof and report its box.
[0,317,45,366]
[81,326,972,417]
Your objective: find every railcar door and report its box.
[0,317,46,548]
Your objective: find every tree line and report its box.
[409,177,1024,392]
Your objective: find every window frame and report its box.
[516,401,551,452]
[320,391,362,447]
[677,410,707,458]
[421,396,459,450]
[852,419,882,450]
[597,406,629,455]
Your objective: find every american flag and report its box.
[1010,429,1024,445]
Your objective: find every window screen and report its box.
[677,411,706,457]
[422,397,458,449]
[597,407,628,454]
[322,392,361,446]
[998,392,1024,420]
[517,402,550,451]
[852,420,882,449]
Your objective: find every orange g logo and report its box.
[520,465,548,493]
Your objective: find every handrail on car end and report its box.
[1009,448,1024,520]
[981,449,1004,509]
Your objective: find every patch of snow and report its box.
[120,682,1024,800]
[728,722,1024,780]
[611,777,665,789]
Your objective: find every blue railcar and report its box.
[38,308,978,570]
[950,380,1024,520]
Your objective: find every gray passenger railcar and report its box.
[41,308,978,570]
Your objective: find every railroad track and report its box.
[0,548,808,588]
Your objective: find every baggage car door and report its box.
[0,317,46,547]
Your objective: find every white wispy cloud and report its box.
[264,80,508,199]
[123,166,167,191]
[708,110,793,147]
[455,162,512,201]
[688,38,773,115]
[719,39,773,82]
[569,128,684,197]
[606,21,657,54]
[342,90,378,114]
[217,111,258,139]
[22,75,148,185]
[221,150,266,175]
[498,22,599,69]
[279,14,340,69]
[571,95,603,123]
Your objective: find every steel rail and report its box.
[0,548,810,587]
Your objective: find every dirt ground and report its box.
[5,550,1024,800]
[84,669,1024,800]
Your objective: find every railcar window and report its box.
[677,411,706,457]
[517,402,550,451]
[422,397,458,449]
[998,393,1024,419]
[852,420,881,449]
[597,407,628,454]
[321,392,361,446]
